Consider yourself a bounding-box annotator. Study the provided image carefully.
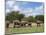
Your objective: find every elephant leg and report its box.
[37,24,39,27]
[38,24,40,27]
[6,24,9,28]
[13,25,15,28]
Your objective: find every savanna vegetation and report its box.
[6,11,44,22]
[5,11,44,34]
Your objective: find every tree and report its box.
[27,16,35,22]
[35,15,44,22]
[21,16,35,22]
[5,11,25,22]
[17,14,25,21]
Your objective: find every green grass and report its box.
[11,24,44,33]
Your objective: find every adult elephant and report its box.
[36,20,41,27]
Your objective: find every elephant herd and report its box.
[6,20,43,28]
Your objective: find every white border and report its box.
[0,0,46,35]
[0,0,5,35]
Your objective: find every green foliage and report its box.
[35,15,44,22]
[22,16,35,22]
[5,11,24,21]
[27,16,35,22]
[6,11,44,22]
[17,14,24,21]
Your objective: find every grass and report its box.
[11,24,44,34]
